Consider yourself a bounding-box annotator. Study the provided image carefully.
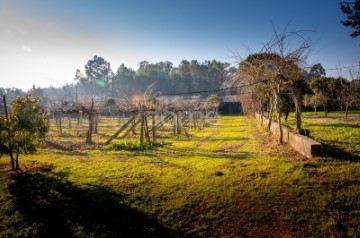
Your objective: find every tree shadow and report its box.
[321,143,360,162]
[8,171,181,238]
[308,122,360,129]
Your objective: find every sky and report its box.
[0,0,359,91]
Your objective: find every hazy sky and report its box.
[1,0,359,91]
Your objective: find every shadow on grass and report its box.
[321,143,360,162]
[308,123,360,129]
[8,171,180,238]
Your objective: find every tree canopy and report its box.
[0,95,49,170]
[340,0,360,38]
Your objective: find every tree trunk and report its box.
[78,111,83,127]
[176,111,182,135]
[94,113,99,134]
[3,96,15,171]
[345,106,349,119]
[323,103,328,117]
[266,100,273,131]
[68,114,72,129]
[15,147,20,170]
[58,113,62,133]
[275,85,283,144]
[290,86,302,130]
[10,152,15,171]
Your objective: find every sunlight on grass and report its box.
[1,115,360,237]
[283,111,360,158]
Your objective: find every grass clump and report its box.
[106,139,155,151]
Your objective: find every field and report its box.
[1,114,360,237]
[284,111,360,160]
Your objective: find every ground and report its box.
[0,114,359,237]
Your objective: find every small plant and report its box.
[0,95,49,170]
[107,139,154,151]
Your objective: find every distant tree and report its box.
[339,78,360,118]
[178,60,192,92]
[340,0,360,38]
[303,93,327,114]
[309,63,326,78]
[85,55,113,85]
[0,95,49,170]
[28,85,46,107]
[205,94,223,114]
[74,69,86,85]
[309,76,343,116]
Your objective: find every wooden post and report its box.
[68,113,72,129]
[104,112,139,145]
[55,113,59,131]
[120,119,141,139]
[94,112,99,134]
[140,110,145,147]
[176,111,181,135]
[59,113,62,133]
[152,113,156,144]
[78,111,83,127]
[86,99,94,143]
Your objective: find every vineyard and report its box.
[1,112,360,237]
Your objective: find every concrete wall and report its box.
[254,113,322,158]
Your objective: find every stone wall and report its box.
[254,113,322,158]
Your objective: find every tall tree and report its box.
[84,55,114,88]
[340,0,360,38]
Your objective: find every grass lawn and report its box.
[283,110,360,160]
[0,115,360,237]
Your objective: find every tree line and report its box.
[71,57,234,100]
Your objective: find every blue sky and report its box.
[0,0,359,90]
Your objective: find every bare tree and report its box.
[235,25,312,142]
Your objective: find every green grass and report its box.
[1,115,360,237]
[283,110,360,159]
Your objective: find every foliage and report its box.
[308,76,352,116]
[340,0,360,38]
[205,94,223,111]
[309,63,326,78]
[0,95,49,170]
[84,55,113,85]
[339,79,360,118]
[303,93,327,114]
[106,139,155,151]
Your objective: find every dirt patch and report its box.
[211,199,302,238]
[196,133,216,148]
[0,161,54,178]
[215,144,243,153]
[45,140,98,151]
[253,122,306,161]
